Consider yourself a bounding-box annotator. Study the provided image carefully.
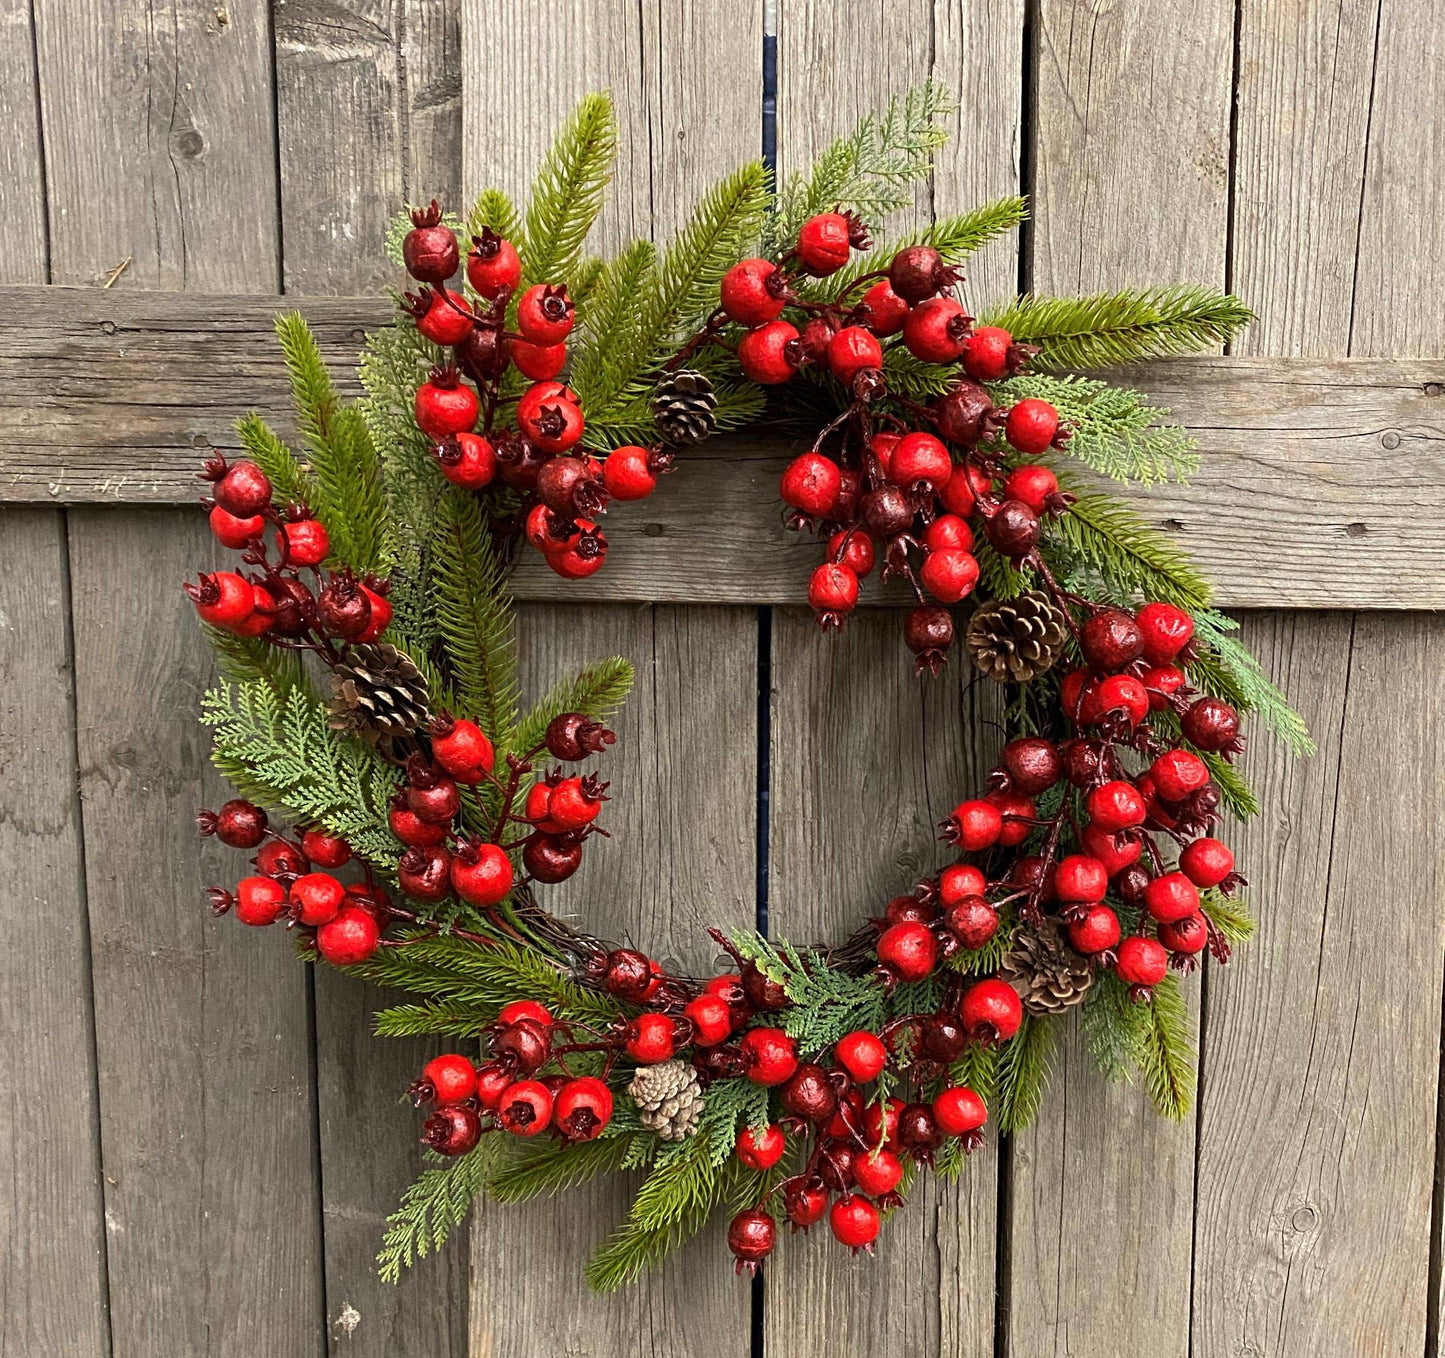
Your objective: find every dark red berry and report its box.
[403,201,459,283]
[728,1208,777,1274]
[1000,737,1061,795]
[1080,608,1144,672]
[421,1103,481,1156]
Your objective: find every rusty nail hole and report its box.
[1345,522,1367,537]
[1381,430,1401,449]
[1424,382,1443,397]
[643,523,664,538]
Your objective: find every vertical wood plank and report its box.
[461,4,761,1345]
[1196,6,1445,1353]
[0,510,110,1357]
[69,510,324,1356]
[33,0,280,290]
[0,0,48,282]
[1006,2,1232,1352]
[770,5,1022,1351]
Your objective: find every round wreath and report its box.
[187,91,1308,1291]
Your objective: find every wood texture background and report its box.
[1,1,1442,1355]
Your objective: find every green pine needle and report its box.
[1201,891,1255,945]
[983,286,1253,370]
[372,999,498,1038]
[568,238,659,411]
[512,656,635,759]
[234,412,316,508]
[202,625,303,695]
[995,1012,1055,1134]
[487,1134,639,1204]
[468,188,521,244]
[1191,612,1315,755]
[1081,972,1197,1119]
[522,92,618,288]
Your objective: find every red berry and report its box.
[436,431,497,489]
[739,320,800,384]
[1096,674,1150,727]
[1158,912,1209,956]
[398,844,452,903]
[1004,464,1060,514]
[932,1085,987,1137]
[1079,822,1142,876]
[924,513,973,553]
[945,895,1000,950]
[939,863,987,904]
[1005,398,1060,455]
[960,325,1014,382]
[827,325,883,386]
[1180,837,1234,888]
[209,504,264,549]
[736,1123,787,1170]
[415,369,478,438]
[354,584,393,643]
[683,993,733,1047]
[728,1208,777,1274]
[986,789,1034,848]
[1144,871,1200,923]
[402,203,459,283]
[797,212,853,275]
[431,716,495,784]
[959,978,1023,1042]
[889,245,949,302]
[316,906,380,966]
[785,1182,829,1232]
[281,518,330,568]
[625,1012,677,1064]
[1136,602,1195,664]
[554,1076,613,1141]
[836,1030,888,1083]
[859,279,910,335]
[1182,697,1243,753]
[1069,904,1121,954]
[301,827,351,868]
[497,1079,554,1136]
[742,1027,798,1086]
[233,876,285,926]
[1142,664,1187,711]
[450,841,514,907]
[516,283,574,345]
[852,1147,903,1197]
[416,288,474,346]
[889,432,953,493]
[920,548,979,605]
[1115,936,1169,989]
[1151,749,1210,803]
[213,460,273,517]
[829,1195,881,1252]
[420,1053,478,1105]
[509,338,567,381]
[875,920,938,982]
[902,296,969,363]
[466,233,521,298]
[187,571,256,629]
[1080,608,1144,671]
[721,258,786,325]
[862,1097,905,1150]
[603,446,658,501]
[1087,780,1147,832]
[938,463,986,515]
[473,1063,510,1110]
[826,529,876,578]
[946,798,1003,851]
[780,451,842,517]
[547,776,604,830]
[1053,854,1108,903]
[389,802,447,847]
[254,839,307,876]
[421,1104,481,1156]
[518,398,584,455]
[546,536,607,579]
[808,562,859,615]
[289,872,345,926]
[205,798,268,848]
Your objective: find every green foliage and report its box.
[1191,611,1315,755]
[768,83,956,246]
[994,374,1198,486]
[273,312,388,573]
[235,412,315,508]
[512,657,636,758]
[1201,891,1255,945]
[378,1142,497,1283]
[487,1132,641,1204]
[201,681,397,867]
[521,92,618,287]
[731,932,888,1052]
[983,286,1253,370]
[372,998,497,1038]
[202,625,304,695]
[1081,972,1196,1118]
[995,1013,1055,1133]
[569,239,659,409]
[468,187,521,243]
[949,1043,1000,1111]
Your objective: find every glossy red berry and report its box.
[1004,398,1060,455]
[836,1030,888,1083]
[932,1085,987,1138]
[999,737,1061,796]
[289,872,345,926]
[1136,602,1195,664]
[945,798,1004,851]
[736,1123,787,1170]
[233,876,286,926]
[960,325,1015,381]
[402,202,459,283]
[516,284,574,345]
[1179,837,1234,888]
[780,451,842,517]
[1087,780,1147,832]
[209,504,264,549]
[829,1194,881,1252]
[204,798,268,849]
[683,993,734,1047]
[450,840,514,906]
[416,287,474,345]
[827,325,884,386]
[187,571,256,629]
[902,296,969,363]
[603,446,658,501]
[920,548,979,605]
[959,978,1023,1043]
[213,459,273,517]
[1054,854,1108,903]
[827,529,876,578]
[987,789,1034,848]
[1096,674,1151,727]
[785,1181,829,1232]
[721,257,786,325]
[466,231,521,298]
[1004,464,1061,514]
[301,827,351,868]
[1151,749,1210,803]
[254,839,307,877]
[738,320,800,384]
[1182,696,1243,753]
[1115,935,1169,990]
[1068,904,1121,955]
[497,1079,554,1136]
[742,1027,799,1086]
[859,279,910,335]
[728,1208,777,1274]
[548,776,605,830]
[797,212,854,275]
[415,368,478,438]
[509,338,567,382]
[625,1013,678,1064]
[808,562,859,615]
[316,906,380,966]
[554,1076,614,1141]
[419,1053,478,1106]
[422,1104,481,1156]
[1144,871,1201,924]
[397,844,453,903]
[924,513,973,554]
[875,920,938,982]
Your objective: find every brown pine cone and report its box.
[998,918,1095,1014]
[651,370,718,445]
[328,642,430,740]
[628,1059,704,1141]
[965,590,1069,683]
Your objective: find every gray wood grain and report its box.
[32,0,280,291]
[1004,1,1234,1350]
[0,509,110,1357]
[0,0,47,283]
[765,608,1002,1355]
[68,509,324,1356]
[467,604,757,1356]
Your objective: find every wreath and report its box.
[187,89,1310,1291]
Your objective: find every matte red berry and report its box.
[797,212,853,275]
[828,325,884,386]
[780,451,842,516]
[1004,398,1060,455]
[450,841,514,906]
[684,993,734,1047]
[984,500,1040,562]
[1180,837,1234,888]
[1151,749,1210,803]
[519,398,584,455]
[546,536,608,580]
[739,320,800,384]
[516,284,575,345]
[625,1013,677,1064]
[1137,602,1195,664]
[945,895,1000,950]
[946,798,1004,851]
[889,245,948,302]
[389,802,447,847]
[474,1064,510,1110]
[548,776,604,830]
[1004,464,1061,514]
[742,1027,799,1086]
[422,1104,481,1156]
[466,232,521,298]
[862,1097,905,1150]
[1054,854,1108,903]
[959,978,1023,1043]
[497,1079,553,1135]
[920,548,979,605]
[290,872,345,926]
[1158,912,1209,956]
[554,1076,614,1141]
[1115,935,1169,988]
[402,203,459,283]
[728,1208,777,1274]
[603,446,657,501]
[415,369,478,438]
[932,1085,987,1137]
[721,258,786,325]
[902,296,969,363]
[431,716,495,784]
[187,571,256,629]
[301,827,351,868]
[836,1030,888,1083]
[316,906,381,966]
[859,279,910,335]
[282,518,330,567]
[1079,823,1142,876]
[853,1147,903,1197]
[1144,871,1201,924]
[420,1053,478,1106]
[960,326,1015,382]
[732,1123,786,1171]
[875,920,938,982]
[416,288,474,345]
[923,514,972,554]
[808,562,859,614]
[234,876,286,926]
[829,1195,881,1251]
[1087,780,1147,832]
[1069,904,1121,954]
[1096,674,1150,726]
[509,338,567,381]
[209,504,264,549]
[889,432,953,492]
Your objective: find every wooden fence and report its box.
[2,2,1442,1355]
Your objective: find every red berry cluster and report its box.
[401,202,675,582]
[718,220,1068,667]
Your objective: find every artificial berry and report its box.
[466,231,521,298]
[785,1182,830,1232]
[1095,674,1150,727]
[474,1064,511,1110]
[397,844,452,903]
[933,380,997,450]
[625,1013,677,1064]
[945,798,1003,851]
[1081,608,1144,672]
[987,790,1034,848]
[780,451,842,517]
[289,872,345,926]
[736,1123,787,1173]
[885,893,935,926]
[684,993,734,1047]
[493,1018,551,1074]
[827,529,876,578]
[721,258,786,325]
[520,400,585,457]
[1079,823,1142,876]
[434,431,496,489]
[860,485,914,539]
[450,840,514,906]
[1054,854,1108,903]
[853,1147,903,1198]
[904,604,954,675]
[1137,602,1195,664]
[920,548,979,605]
[1182,696,1243,753]
[422,1104,481,1156]
[875,920,938,982]
[545,711,616,762]
[1151,749,1210,803]
[796,212,855,275]
[796,316,836,365]
[509,338,567,381]
[187,571,256,629]
[808,562,859,617]
[959,978,1023,1043]
[497,1079,554,1136]
[888,245,950,302]
[902,296,969,364]
[213,460,273,518]
[859,279,910,335]
[316,907,380,966]
[984,499,1040,563]
[415,367,478,438]
[554,1077,614,1141]
[301,827,350,868]
[418,1053,478,1106]
[430,715,495,784]
[918,1013,968,1063]
[932,1085,987,1139]
[1144,871,1201,923]
[836,1030,888,1083]
[945,895,1000,950]
[209,505,264,549]
[897,1103,942,1159]
[354,583,392,643]
[416,288,474,346]
[405,764,461,825]
[738,320,800,384]
[828,325,884,386]
[1115,936,1169,992]
[233,876,286,926]
[782,1062,841,1124]
[603,446,658,501]
[516,284,574,345]
[1004,399,1061,456]
[862,1097,904,1150]
[889,432,953,493]
[599,948,653,1002]
[829,1195,881,1252]
[255,839,307,877]
[742,1027,798,1086]
[961,326,1017,382]
[1069,904,1121,955]
[728,1209,777,1275]
[1142,664,1187,711]
[281,517,330,567]
[1004,464,1061,514]
[548,776,605,830]
[389,802,447,847]
[1180,837,1234,888]
[939,863,987,904]
[999,737,1061,796]
[1059,672,1104,725]
[1158,912,1209,958]
[402,202,458,283]
[1087,780,1147,832]
[924,513,973,553]
[205,798,269,849]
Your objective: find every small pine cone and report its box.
[965,590,1069,683]
[998,918,1095,1014]
[628,1059,705,1141]
[651,370,718,446]
[328,642,430,740]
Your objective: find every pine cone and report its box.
[651,370,718,445]
[328,642,430,740]
[998,918,1095,1014]
[628,1059,704,1141]
[965,590,1069,683]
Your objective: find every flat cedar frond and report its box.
[994,373,1199,486]
[377,1142,496,1284]
[512,656,635,759]
[468,187,521,244]
[1191,612,1315,755]
[983,286,1253,370]
[522,92,618,287]
[487,1134,639,1204]
[431,488,520,747]
[995,1012,1055,1133]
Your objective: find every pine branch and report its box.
[982,286,1253,370]
[377,1142,496,1284]
[993,374,1199,486]
[202,625,304,696]
[994,1012,1055,1133]
[949,1043,1000,1110]
[1191,611,1315,755]
[568,239,658,410]
[487,1132,639,1203]
[468,188,521,244]
[512,656,635,758]
[522,93,618,288]
[1133,974,1196,1119]
[372,999,497,1038]
[1200,890,1255,945]
[235,412,316,508]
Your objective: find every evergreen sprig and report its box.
[377,1143,496,1284]
[1081,972,1196,1118]
[487,1133,641,1204]
[512,657,636,759]
[983,286,1253,370]
[1191,611,1315,755]
[731,932,888,1052]
[1201,891,1255,945]
[995,1012,1055,1133]
[521,92,618,288]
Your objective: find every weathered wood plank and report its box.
[467,604,758,1355]
[69,509,324,1356]
[2,288,1441,609]
[0,509,110,1357]
[766,608,1002,1354]
[0,0,48,283]
[1003,2,1233,1351]
[32,0,280,291]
